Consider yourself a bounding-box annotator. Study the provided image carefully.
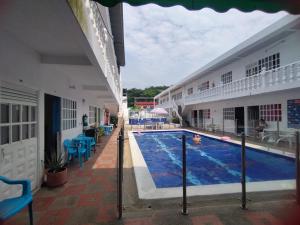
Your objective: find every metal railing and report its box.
[296,131,300,204]
[117,122,124,219]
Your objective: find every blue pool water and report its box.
[133,131,295,188]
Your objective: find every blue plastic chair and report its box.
[63,139,78,162]
[75,136,91,158]
[0,176,33,225]
[72,138,87,168]
[90,137,96,153]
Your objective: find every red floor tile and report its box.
[77,192,102,207]
[33,196,55,211]
[192,215,224,225]
[62,184,87,195]
[37,208,71,225]
[96,204,117,223]
[124,218,153,225]
[246,212,283,225]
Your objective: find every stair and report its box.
[172,100,184,127]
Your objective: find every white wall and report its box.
[159,30,300,103]
[0,28,109,187]
[185,88,300,133]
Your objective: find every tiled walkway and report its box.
[3,126,300,225]
[3,128,120,225]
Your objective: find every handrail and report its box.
[172,99,183,126]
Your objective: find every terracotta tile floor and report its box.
[2,126,300,225]
[3,127,121,225]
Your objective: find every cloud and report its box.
[121,4,287,88]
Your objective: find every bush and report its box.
[171,117,180,124]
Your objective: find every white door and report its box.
[0,82,38,200]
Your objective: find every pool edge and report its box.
[128,129,296,200]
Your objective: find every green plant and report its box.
[99,127,105,137]
[46,151,66,173]
[172,117,180,124]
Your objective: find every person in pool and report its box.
[193,134,201,144]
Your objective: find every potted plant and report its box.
[99,127,105,137]
[45,151,68,187]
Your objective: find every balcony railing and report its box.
[185,61,300,105]
[89,1,121,102]
[69,0,121,103]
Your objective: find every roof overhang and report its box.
[109,3,125,67]
[94,0,300,14]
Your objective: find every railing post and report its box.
[181,135,188,215]
[241,132,247,209]
[296,131,300,205]
[222,115,225,135]
[117,132,124,219]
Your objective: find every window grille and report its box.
[246,53,280,77]
[89,106,97,125]
[221,72,232,84]
[62,98,77,130]
[260,104,282,121]
[203,109,210,119]
[223,107,235,120]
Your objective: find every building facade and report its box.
[0,0,124,199]
[155,15,300,136]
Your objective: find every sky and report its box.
[121,4,287,89]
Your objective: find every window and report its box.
[203,109,210,119]
[221,72,232,84]
[89,106,96,125]
[30,106,37,138]
[172,92,182,100]
[187,88,193,95]
[11,105,21,143]
[62,98,77,130]
[287,99,300,129]
[258,53,280,72]
[0,103,38,145]
[223,108,235,120]
[1,103,9,123]
[260,104,282,121]
[246,53,280,77]
[198,81,209,91]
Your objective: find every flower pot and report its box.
[46,167,68,187]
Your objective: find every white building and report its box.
[155,15,300,136]
[0,0,124,199]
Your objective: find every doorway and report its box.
[247,106,259,137]
[44,94,61,160]
[198,110,204,129]
[235,107,244,134]
[192,110,197,127]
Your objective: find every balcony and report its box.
[69,0,122,104]
[185,61,300,105]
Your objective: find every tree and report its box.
[126,86,168,107]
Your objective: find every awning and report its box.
[93,0,300,14]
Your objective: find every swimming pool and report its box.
[129,129,296,199]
